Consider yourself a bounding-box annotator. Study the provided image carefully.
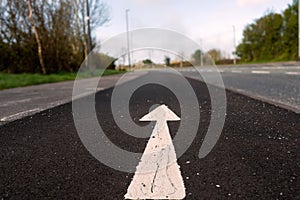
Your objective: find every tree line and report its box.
[236,0,298,62]
[0,0,110,74]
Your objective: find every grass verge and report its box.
[0,69,125,90]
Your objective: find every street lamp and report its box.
[86,0,92,54]
[298,1,300,59]
[199,39,203,66]
[233,25,237,65]
[125,9,131,70]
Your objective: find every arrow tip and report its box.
[140,104,180,122]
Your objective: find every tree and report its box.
[164,56,171,66]
[142,59,153,65]
[282,0,298,60]
[191,49,203,65]
[207,49,223,62]
[0,0,110,74]
[236,1,298,62]
[75,0,110,58]
[28,0,46,74]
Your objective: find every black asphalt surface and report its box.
[220,73,300,111]
[0,72,299,199]
[181,65,300,113]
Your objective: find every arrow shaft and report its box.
[125,105,185,199]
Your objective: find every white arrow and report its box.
[125,105,186,199]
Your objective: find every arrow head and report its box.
[140,104,180,122]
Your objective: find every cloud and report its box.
[236,0,270,6]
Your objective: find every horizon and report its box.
[96,0,293,60]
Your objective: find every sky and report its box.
[96,0,293,61]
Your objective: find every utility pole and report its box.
[199,39,203,66]
[86,0,92,53]
[126,9,131,70]
[233,25,236,65]
[298,1,300,59]
[86,0,93,75]
[200,51,203,66]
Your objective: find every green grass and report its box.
[0,69,125,90]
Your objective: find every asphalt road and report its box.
[0,71,299,199]
[0,73,145,125]
[181,64,300,113]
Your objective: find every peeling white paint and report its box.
[125,105,185,199]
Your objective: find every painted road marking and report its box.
[231,70,242,73]
[0,108,42,122]
[0,98,32,107]
[125,105,185,199]
[261,66,300,70]
[285,72,300,75]
[251,70,270,74]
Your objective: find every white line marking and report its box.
[0,98,32,107]
[231,70,242,73]
[251,70,270,74]
[261,66,300,70]
[0,108,42,122]
[285,72,300,75]
[125,105,185,199]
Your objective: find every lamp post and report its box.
[86,0,92,53]
[298,1,300,59]
[125,9,131,70]
[233,25,236,65]
[86,0,93,75]
[199,39,203,66]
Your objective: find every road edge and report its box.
[0,72,148,126]
[185,75,300,114]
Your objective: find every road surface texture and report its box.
[0,73,144,125]
[0,71,299,199]
[180,63,300,113]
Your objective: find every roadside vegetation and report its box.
[0,0,111,74]
[0,0,298,81]
[0,1,127,90]
[0,70,124,90]
[236,0,298,63]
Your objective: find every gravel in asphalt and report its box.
[0,72,299,199]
